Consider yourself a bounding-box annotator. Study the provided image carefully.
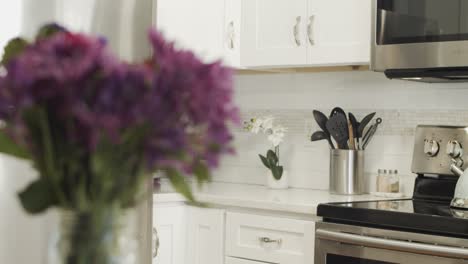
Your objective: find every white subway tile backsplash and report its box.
[215,70,465,193]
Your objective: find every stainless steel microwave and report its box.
[371,0,468,82]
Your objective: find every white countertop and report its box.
[154,180,404,215]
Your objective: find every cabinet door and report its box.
[241,0,308,67]
[223,0,242,68]
[156,0,226,63]
[153,205,186,264]
[307,0,371,65]
[186,207,225,264]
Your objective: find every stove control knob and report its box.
[424,139,439,157]
[447,140,463,158]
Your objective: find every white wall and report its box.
[213,70,468,195]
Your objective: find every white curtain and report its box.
[0,2,54,264]
[0,0,22,57]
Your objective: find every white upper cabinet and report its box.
[307,0,371,65]
[156,0,371,68]
[156,0,227,63]
[238,0,308,67]
[225,0,371,68]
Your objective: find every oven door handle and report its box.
[316,229,468,259]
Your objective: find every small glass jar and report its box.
[388,169,400,193]
[376,169,400,193]
[376,169,389,193]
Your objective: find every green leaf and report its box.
[36,24,66,40]
[267,150,278,166]
[259,154,270,169]
[0,130,31,160]
[1,37,28,65]
[18,179,58,214]
[193,161,211,187]
[166,169,195,202]
[22,107,68,206]
[271,165,284,180]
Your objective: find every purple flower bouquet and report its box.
[0,24,238,263]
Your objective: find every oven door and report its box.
[371,0,468,71]
[315,222,468,264]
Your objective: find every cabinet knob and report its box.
[152,227,160,258]
[307,16,315,45]
[259,236,282,245]
[293,16,302,46]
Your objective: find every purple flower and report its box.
[147,30,239,170]
[0,27,238,177]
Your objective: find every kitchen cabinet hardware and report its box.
[307,15,315,45]
[259,237,282,245]
[228,21,235,50]
[293,16,302,46]
[152,227,159,258]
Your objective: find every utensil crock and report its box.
[329,149,364,195]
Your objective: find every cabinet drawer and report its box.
[226,257,272,264]
[226,212,315,264]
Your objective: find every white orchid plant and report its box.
[244,116,287,180]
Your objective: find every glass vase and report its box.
[48,208,139,264]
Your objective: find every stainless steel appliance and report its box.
[316,222,468,264]
[371,0,468,82]
[315,125,468,264]
[21,1,155,263]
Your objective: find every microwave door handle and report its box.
[316,229,468,259]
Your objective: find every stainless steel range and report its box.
[315,125,468,264]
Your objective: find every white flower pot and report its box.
[267,170,289,189]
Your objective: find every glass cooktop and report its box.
[318,198,468,238]
[336,199,458,216]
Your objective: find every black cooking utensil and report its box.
[348,113,359,149]
[362,117,383,149]
[326,113,349,149]
[358,112,376,138]
[313,110,335,149]
[311,131,328,142]
[330,107,346,118]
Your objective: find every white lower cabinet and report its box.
[152,204,187,264]
[186,206,225,264]
[226,257,271,264]
[226,212,315,264]
[153,203,315,264]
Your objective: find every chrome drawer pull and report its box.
[259,237,282,245]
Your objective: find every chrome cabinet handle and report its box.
[293,16,302,46]
[307,15,315,45]
[316,229,468,259]
[259,237,282,245]
[152,227,159,258]
[227,21,235,50]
